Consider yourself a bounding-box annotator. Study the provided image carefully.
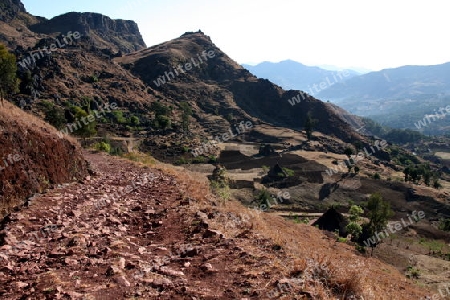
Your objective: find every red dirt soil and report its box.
[0,150,431,299]
[0,101,88,218]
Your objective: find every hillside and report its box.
[117,32,364,145]
[0,101,88,218]
[243,60,359,93]
[0,0,449,298]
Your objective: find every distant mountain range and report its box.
[317,62,450,101]
[315,62,450,135]
[242,60,360,93]
[243,60,450,135]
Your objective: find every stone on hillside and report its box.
[115,275,131,287]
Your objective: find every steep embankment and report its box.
[0,151,431,299]
[0,101,88,218]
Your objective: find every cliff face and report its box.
[29,12,147,53]
[0,0,26,22]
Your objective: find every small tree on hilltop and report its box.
[0,43,19,105]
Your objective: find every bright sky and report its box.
[21,0,450,71]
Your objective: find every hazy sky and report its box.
[21,0,450,71]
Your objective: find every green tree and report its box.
[179,101,192,132]
[304,112,314,141]
[344,147,354,158]
[72,106,97,138]
[151,101,170,116]
[0,43,19,104]
[130,115,140,126]
[346,205,364,240]
[403,166,410,182]
[155,114,171,129]
[41,100,66,129]
[359,193,393,255]
[366,193,393,233]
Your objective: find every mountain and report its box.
[0,0,26,21]
[0,0,41,49]
[29,12,146,53]
[319,64,372,74]
[118,33,364,145]
[0,1,449,298]
[317,62,450,134]
[317,62,450,100]
[242,59,359,93]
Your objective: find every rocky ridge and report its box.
[29,12,146,54]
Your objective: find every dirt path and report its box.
[0,151,292,299]
[0,151,434,300]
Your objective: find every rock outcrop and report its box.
[0,0,26,22]
[30,12,146,53]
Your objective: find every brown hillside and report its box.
[0,101,88,218]
[118,31,365,143]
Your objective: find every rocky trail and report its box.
[0,151,433,300]
[0,151,299,299]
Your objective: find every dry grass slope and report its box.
[0,100,88,218]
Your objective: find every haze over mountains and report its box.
[246,59,450,135]
[242,60,360,93]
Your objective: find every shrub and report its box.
[110,147,123,156]
[438,219,450,231]
[433,179,442,189]
[282,167,295,177]
[210,180,231,201]
[94,141,111,153]
[71,106,97,138]
[175,157,189,165]
[40,100,66,129]
[192,156,207,164]
[256,189,272,209]
[346,222,362,240]
[405,266,420,279]
[344,147,354,158]
[155,115,171,129]
[112,111,126,124]
[130,115,140,126]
